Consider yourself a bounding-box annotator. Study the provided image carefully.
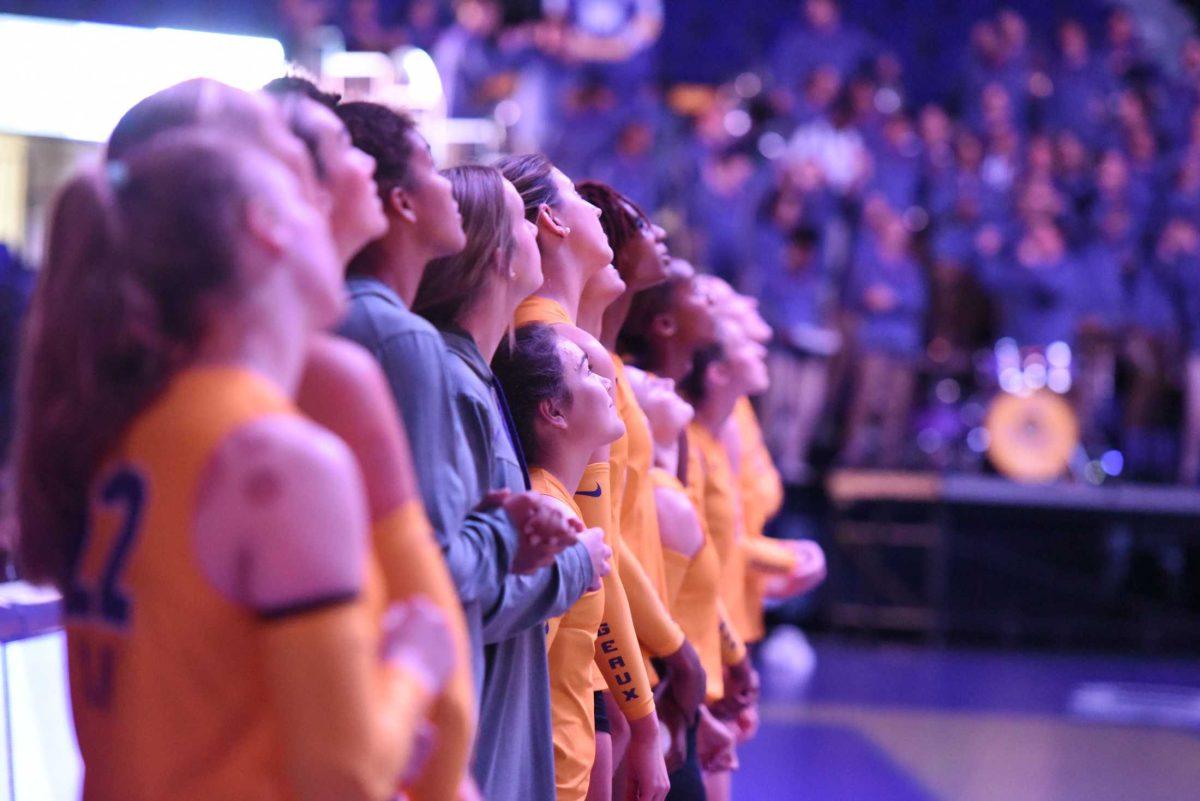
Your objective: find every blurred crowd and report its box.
[277,0,1200,485]
[3,0,1200,485]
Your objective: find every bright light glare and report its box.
[1100,450,1124,476]
[0,14,287,142]
[396,46,444,110]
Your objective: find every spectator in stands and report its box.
[962,15,1031,131]
[277,0,333,73]
[1091,149,1150,254]
[868,111,922,213]
[980,125,1021,221]
[770,0,873,104]
[1023,134,1056,186]
[874,50,908,116]
[759,219,840,483]
[845,70,886,149]
[1162,35,1200,151]
[1045,18,1115,146]
[926,136,993,361]
[1167,154,1200,221]
[1125,122,1166,206]
[586,114,663,212]
[1157,218,1200,484]
[788,85,870,197]
[994,8,1034,117]
[343,0,409,53]
[550,82,628,180]
[1053,130,1094,235]
[343,0,449,54]
[542,0,663,91]
[434,0,521,118]
[928,128,978,223]
[1074,206,1130,450]
[404,0,450,52]
[918,103,955,190]
[1125,220,1185,480]
[1103,5,1150,82]
[689,143,769,285]
[978,218,1076,350]
[841,212,927,468]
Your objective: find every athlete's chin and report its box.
[312,295,348,331]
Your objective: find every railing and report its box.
[0,582,80,801]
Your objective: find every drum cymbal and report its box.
[985,391,1079,483]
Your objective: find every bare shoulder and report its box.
[655,483,704,558]
[195,413,369,610]
[300,333,395,420]
[216,413,359,482]
[299,333,417,511]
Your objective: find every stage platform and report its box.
[821,471,1200,647]
[827,470,1200,518]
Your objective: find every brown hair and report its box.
[13,132,268,586]
[491,323,572,466]
[263,75,342,110]
[264,76,347,181]
[576,181,650,283]
[414,165,516,329]
[339,101,421,276]
[496,154,562,221]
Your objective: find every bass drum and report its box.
[984,390,1079,483]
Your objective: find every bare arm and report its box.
[195,416,444,801]
[297,335,475,801]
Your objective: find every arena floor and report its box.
[738,636,1200,800]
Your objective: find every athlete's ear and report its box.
[709,359,731,389]
[650,311,677,339]
[386,184,418,224]
[538,396,569,431]
[536,203,570,240]
[243,198,287,256]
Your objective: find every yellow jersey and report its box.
[530,466,604,801]
[67,367,317,801]
[653,467,724,703]
[732,398,791,643]
[687,421,751,641]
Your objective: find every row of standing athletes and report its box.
[11,75,826,801]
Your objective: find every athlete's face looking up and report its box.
[504,178,543,298]
[553,338,625,451]
[621,202,670,291]
[721,327,770,397]
[671,272,718,349]
[548,169,613,279]
[255,94,323,208]
[246,152,344,329]
[731,295,772,344]
[583,264,627,313]
[301,101,387,261]
[403,131,467,259]
[702,276,773,346]
[630,370,693,443]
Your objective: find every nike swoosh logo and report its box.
[575,483,603,498]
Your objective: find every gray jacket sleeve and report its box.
[481,544,594,644]
[374,329,516,604]
[449,376,595,642]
